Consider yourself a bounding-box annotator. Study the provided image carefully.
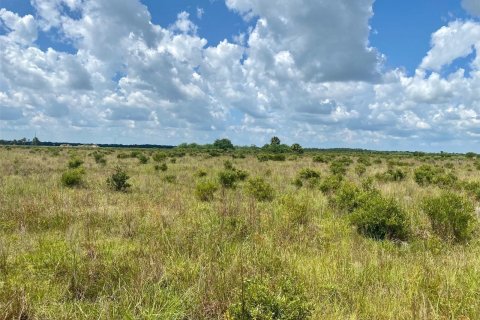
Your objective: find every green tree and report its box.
[291,143,303,154]
[213,138,234,150]
[32,136,41,145]
[270,136,281,145]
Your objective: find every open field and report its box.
[1,146,480,319]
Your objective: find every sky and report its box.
[1,1,480,151]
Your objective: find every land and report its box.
[1,144,480,319]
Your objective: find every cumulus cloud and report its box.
[1,0,480,151]
[420,21,480,71]
[226,0,382,82]
[0,9,37,44]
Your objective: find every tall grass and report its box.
[1,146,480,319]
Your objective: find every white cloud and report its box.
[226,0,382,82]
[0,9,37,44]
[420,20,480,71]
[2,1,480,151]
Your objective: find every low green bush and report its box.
[245,177,274,201]
[163,175,177,183]
[422,192,477,243]
[375,168,407,182]
[319,175,343,194]
[137,153,149,164]
[68,158,84,169]
[350,194,410,241]
[107,166,131,191]
[226,278,312,320]
[61,168,85,187]
[195,180,218,201]
[154,163,168,172]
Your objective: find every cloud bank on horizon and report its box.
[0,0,480,151]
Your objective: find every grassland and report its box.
[1,146,480,319]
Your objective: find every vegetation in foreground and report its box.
[1,140,480,319]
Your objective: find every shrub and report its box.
[375,168,407,182]
[280,193,311,225]
[163,175,176,183]
[92,152,106,165]
[61,168,85,187]
[194,169,207,178]
[195,180,218,201]
[312,155,328,163]
[137,153,149,164]
[422,192,477,243]
[218,170,239,189]
[350,195,410,241]
[245,177,274,201]
[224,160,234,170]
[107,166,131,191]
[354,164,366,176]
[152,152,167,162]
[117,152,130,159]
[297,168,320,180]
[226,278,311,320]
[330,161,347,176]
[68,158,84,169]
[434,172,458,189]
[154,163,168,172]
[414,165,440,186]
[257,154,286,162]
[319,175,343,194]
[357,156,371,166]
[333,182,365,213]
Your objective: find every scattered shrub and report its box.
[257,154,286,162]
[226,278,311,320]
[422,192,477,243]
[92,152,106,165]
[298,168,320,180]
[68,158,84,169]
[330,161,347,176]
[137,153,149,164]
[61,168,85,187]
[375,168,407,182]
[195,180,218,201]
[319,175,343,194]
[245,177,275,201]
[117,152,130,159]
[224,160,234,170]
[280,193,312,225]
[163,175,177,183]
[414,165,441,186]
[333,182,365,213]
[357,156,371,166]
[351,194,410,241]
[218,170,239,189]
[194,169,207,178]
[154,163,168,172]
[312,155,328,163]
[107,166,131,191]
[354,164,366,176]
[152,152,167,162]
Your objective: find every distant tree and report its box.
[32,137,41,145]
[213,138,234,150]
[291,143,303,154]
[270,136,281,145]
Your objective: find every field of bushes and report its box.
[1,144,480,319]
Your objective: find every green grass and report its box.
[1,146,480,319]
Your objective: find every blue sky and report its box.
[1,0,480,151]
